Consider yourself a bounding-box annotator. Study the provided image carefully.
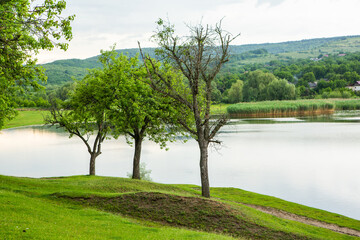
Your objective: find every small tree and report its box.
[228,80,244,103]
[140,19,239,197]
[46,72,112,175]
[266,78,296,100]
[242,70,277,102]
[89,49,186,179]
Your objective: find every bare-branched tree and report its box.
[139,19,239,197]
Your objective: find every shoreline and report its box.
[228,109,335,118]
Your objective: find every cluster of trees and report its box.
[211,52,360,103]
[15,36,360,108]
[45,19,237,198]
[222,70,296,103]
[47,49,186,177]
[1,0,233,198]
[40,36,352,88]
[26,50,359,108]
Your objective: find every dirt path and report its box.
[245,204,360,237]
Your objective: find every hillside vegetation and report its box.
[15,35,360,109]
[41,35,360,86]
[1,175,359,239]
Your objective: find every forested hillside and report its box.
[41,35,360,86]
[17,35,360,108]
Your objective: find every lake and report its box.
[1,112,360,220]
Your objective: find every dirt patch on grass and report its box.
[62,192,310,240]
[246,204,360,237]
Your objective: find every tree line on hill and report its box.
[15,47,360,109]
[212,51,360,103]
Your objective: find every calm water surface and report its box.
[1,112,359,220]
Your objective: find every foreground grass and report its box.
[1,175,359,239]
[3,109,49,129]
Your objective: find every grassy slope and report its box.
[0,175,358,240]
[3,110,49,129]
[0,175,235,240]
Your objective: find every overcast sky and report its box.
[36,0,360,63]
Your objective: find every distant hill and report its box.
[41,35,360,85]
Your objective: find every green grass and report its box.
[226,99,360,116]
[209,187,360,231]
[211,103,232,115]
[3,100,360,130]
[3,109,49,129]
[0,175,359,239]
[334,99,360,110]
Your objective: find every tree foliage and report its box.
[97,49,186,179]
[47,48,185,178]
[266,78,296,100]
[228,80,243,103]
[46,72,112,176]
[243,70,277,102]
[0,0,74,129]
[243,70,296,102]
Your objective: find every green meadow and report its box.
[0,175,359,239]
[225,99,360,116]
[3,110,49,129]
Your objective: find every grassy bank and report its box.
[3,109,49,129]
[0,175,359,239]
[226,99,360,117]
[2,99,360,130]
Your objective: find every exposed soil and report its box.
[61,192,311,240]
[245,204,360,237]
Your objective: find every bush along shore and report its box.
[226,99,360,118]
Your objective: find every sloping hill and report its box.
[1,175,359,239]
[41,35,360,85]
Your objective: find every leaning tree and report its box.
[139,19,239,197]
[46,70,113,176]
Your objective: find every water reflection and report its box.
[0,115,360,220]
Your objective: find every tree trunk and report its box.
[132,136,143,179]
[89,153,96,176]
[198,139,210,198]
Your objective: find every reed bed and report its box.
[334,99,360,110]
[227,99,360,116]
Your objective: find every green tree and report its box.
[274,71,294,83]
[98,49,185,180]
[242,70,277,102]
[140,19,238,198]
[228,80,243,103]
[343,71,360,84]
[266,79,296,100]
[46,73,112,176]
[301,72,316,83]
[0,0,74,129]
